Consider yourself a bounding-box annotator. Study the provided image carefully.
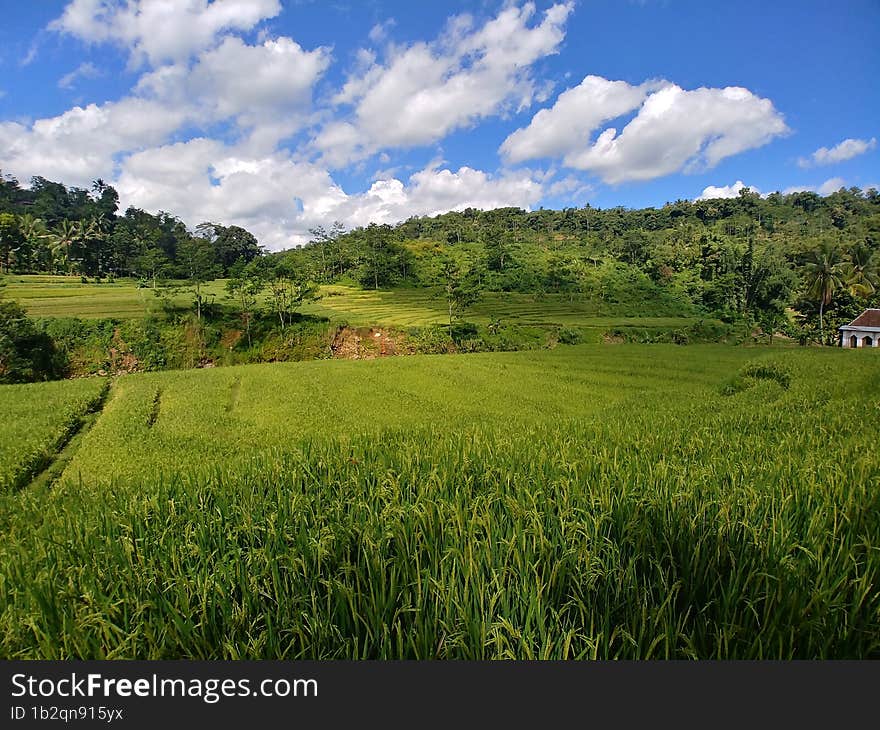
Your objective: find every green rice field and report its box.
[0,344,878,658]
[0,377,107,492]
[1,275,227,319]
[4,275,695,329]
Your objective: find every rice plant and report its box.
[0,377,107,492]
[0,344,877,658]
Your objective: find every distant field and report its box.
[4,275,696,329]
[1,345,878,659]
[1,275,230,319]
[307,285,696,328]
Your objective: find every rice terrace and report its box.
[1,0,879,667]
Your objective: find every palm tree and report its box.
[17,214,49,271]
[843,242,878,298]
[51,220,80,273]
[803,243,847,344]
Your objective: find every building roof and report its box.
[842,309,880,329]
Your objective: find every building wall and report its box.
[841,330,879,348]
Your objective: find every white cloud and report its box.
[6,21,331,182]
[20,42,39,67]
[781,177,847,196]
[49,0,282,67]
[501,75,660,163]
[818,177,846,196]
[368,19,396,44]
[695,180,760,201]
[10,1,551,249]
[136,35,331,149]
[0,98,187,186]
[314,2,573,166]
[502,77,788,183]
[115,141,545,249]
[798,137,877,168]
[58,61,101,89]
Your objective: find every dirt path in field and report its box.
[23,379,114,492]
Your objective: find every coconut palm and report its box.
[51,220,80,273]
[803,243,847,344]
[843,242,878,298]
[81,215,111,275]
[16,214,50,270]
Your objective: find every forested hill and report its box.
[287,186,880,342]
[1,170,879,344]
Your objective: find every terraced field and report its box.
[0,345,877,659]
[308,285,696,328]
[2,275,229,319]
[4,276,696,329]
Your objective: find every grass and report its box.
[4,275,698,329]
[0,344,877,658]
[0,377,108,492]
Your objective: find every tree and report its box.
[0,213,24,274]
[196,222,262,274]
[308,221,346,281]
[137,247,171,288]
[0,299,61,382]
[226,258,263,346]
[843,242,878,298]
[176,237,220,320]
[442,257,482,328]
[90,179,119,220]
[255,257,317,330]
[483,224,514,272]
[50,220,79,273]
[803,243,847,344]
[80,215,111,275]
[358,224,408,289]
[15,214,49,271]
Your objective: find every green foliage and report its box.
[3,171,880,346]
[0,376,106,491]
[442,257,482,327]
[0,299,63,382]
[0,346,878,658]
[720,359,793,395]
[0,175,264,278]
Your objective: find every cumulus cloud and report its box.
[0,98,187,186]
[501,75,659,163]
[695,180,760,201]
[501,76,788,183]
[136,35,331,149]
[11,2,554,249]
[8,5,331,183]
[798,137,877,168]
[314,1,573,166]
[58,61,101,89]
[49,0,282,67]
[115,142,545,249]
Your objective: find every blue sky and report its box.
[0,0,877,248]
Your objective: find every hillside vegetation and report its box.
[1,345,878,659]
[2,174,879,381]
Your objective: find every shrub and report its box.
[558,327,584,345]
[0,300,64,383]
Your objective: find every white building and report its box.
[840,309,880,348]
